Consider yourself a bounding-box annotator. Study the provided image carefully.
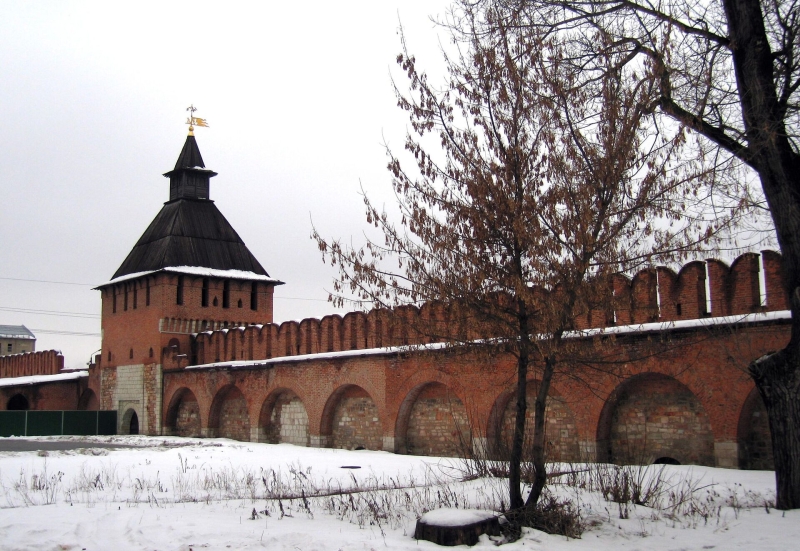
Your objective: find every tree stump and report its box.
[413,509,501,546]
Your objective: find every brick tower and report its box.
[95,130,282,435]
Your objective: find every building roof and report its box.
[105,134,280,285]
[0,325,35,340]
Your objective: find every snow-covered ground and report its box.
[0,436,796,550]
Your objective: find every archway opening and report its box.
[488,382,579,464]
[7,394,29,410]
[397,382,470,457]
[597,373,714,466]
[259,389,309,446]
[737,387,773,470]
[653,456,681,465]
[129,411,139,435]
[322,385,382,451]
[165,388,201,437]
[209,385,250,441]
[121,408,139,435]
[78,389,99,411]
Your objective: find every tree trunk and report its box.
[524,355,554,513]
[724,0,800,509]
[509,350,528,511]
[750,348,800,509]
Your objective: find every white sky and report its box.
[0,1,452,369]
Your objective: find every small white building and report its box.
[0,325,36,356]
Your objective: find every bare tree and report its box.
[314,3,741,527]
[482,0,800,511]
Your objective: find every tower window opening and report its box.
[177,276,184,305]
[223,280,230,309]
[202,278,209,307]
[129,349,133,359]
[237,299,243,308]
[250,282,258,311]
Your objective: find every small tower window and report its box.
[129,349,134,359]
[222,280,230,309]
[202,278,209,307]
[237,299,243,308]
[149,347,154,358]
[250,282,258,311]
[108,350,112,362]
[177,276,184,305]
[213,296,218,307]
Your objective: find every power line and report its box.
[0,276,95,286]
[0,306,100,319]
[273,296,330,302]
[29,328,100,337]
[1,276,333,302]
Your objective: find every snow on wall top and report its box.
[0,370,88,388]
[187,310,791,371]
[98,266,282,287]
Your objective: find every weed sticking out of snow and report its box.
[0,437,795,550]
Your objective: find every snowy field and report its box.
[0,436,797,550]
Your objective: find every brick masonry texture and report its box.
[8,251,788,470]
[606,375,715,465]
[405,383,469,457]
[261,391,309,446]
[498,391,580,462]
[0,350,63,378]
[331,387,383,451]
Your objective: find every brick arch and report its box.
[258,387,309,446]
[121,407,140,435]
[164,387,203,437]
[395,381,471,457]
[596,372,714,466]
[77,388,99,411]
[320,384,382,450]
[7,393,29,411]
[208,384,250,441]
[486,380,579,462]
[737,386,773,470]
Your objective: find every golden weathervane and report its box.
[186,104,209,135]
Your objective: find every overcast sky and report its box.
[0,1,453,369]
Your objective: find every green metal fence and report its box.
[0,411,117,437]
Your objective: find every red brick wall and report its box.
[0,350,63,379]
[0,380,81,411]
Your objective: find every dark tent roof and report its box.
[111,199,271,280]
[107,134,277,283]
[172,134,205,170]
